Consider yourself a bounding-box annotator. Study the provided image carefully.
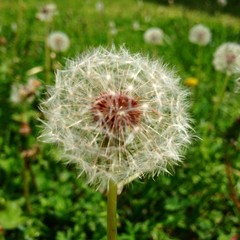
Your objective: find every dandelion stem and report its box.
[107,179,118,240]
[45,22,51,84]
[212,74,230,123]
[197,46,203,73]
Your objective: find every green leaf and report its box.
[0,200,25,229]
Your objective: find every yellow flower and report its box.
[184,77,199,87]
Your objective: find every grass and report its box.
[0,0,240,239]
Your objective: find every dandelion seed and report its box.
[47,31,70,52]
[39,46,192,189]
[144,27,165,45]
[189,24,212,46]
[213,42,240,75]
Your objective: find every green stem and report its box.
[44,22,51,85]
[212,74,230,123]
[197,46,202,73]
[107,179,118,240]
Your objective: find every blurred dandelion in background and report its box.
[36,3,58,22]
[96,1,104,13]
[213,42,240,75]
[211,43,240,122]
[132,21,141,31]
[108,21,118,36]
[189,24,212,46]
[47,31,70,52]
[217,0,227,7]
[11,23,18,32]
[10,78,41,104]
[143,27,165,45]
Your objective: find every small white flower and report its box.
[39,46,192,189]
[36,3,58,22]
[47,31,70,52]
[213,42,240,75]
[189,24,212,46]
[217,0,227,7]
[144,27,165,45]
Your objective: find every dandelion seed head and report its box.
[47,31,70,52]
[39,46,192,189]
[96,1,104,12]
[213,42,240,75]
[36,3,58,22]
[189,24,212,46]
[144,27,165,45]
[217,0,227,7]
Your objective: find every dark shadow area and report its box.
[144,0,240,17]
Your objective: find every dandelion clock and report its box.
[213,42,240,75]
[47,31,70,52]
[39,46,192,239]
[143,27,165,45]
[189,24,212,46]
[211,43,240,121]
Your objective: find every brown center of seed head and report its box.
[226,53,236,64]
[91,93,141,133]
